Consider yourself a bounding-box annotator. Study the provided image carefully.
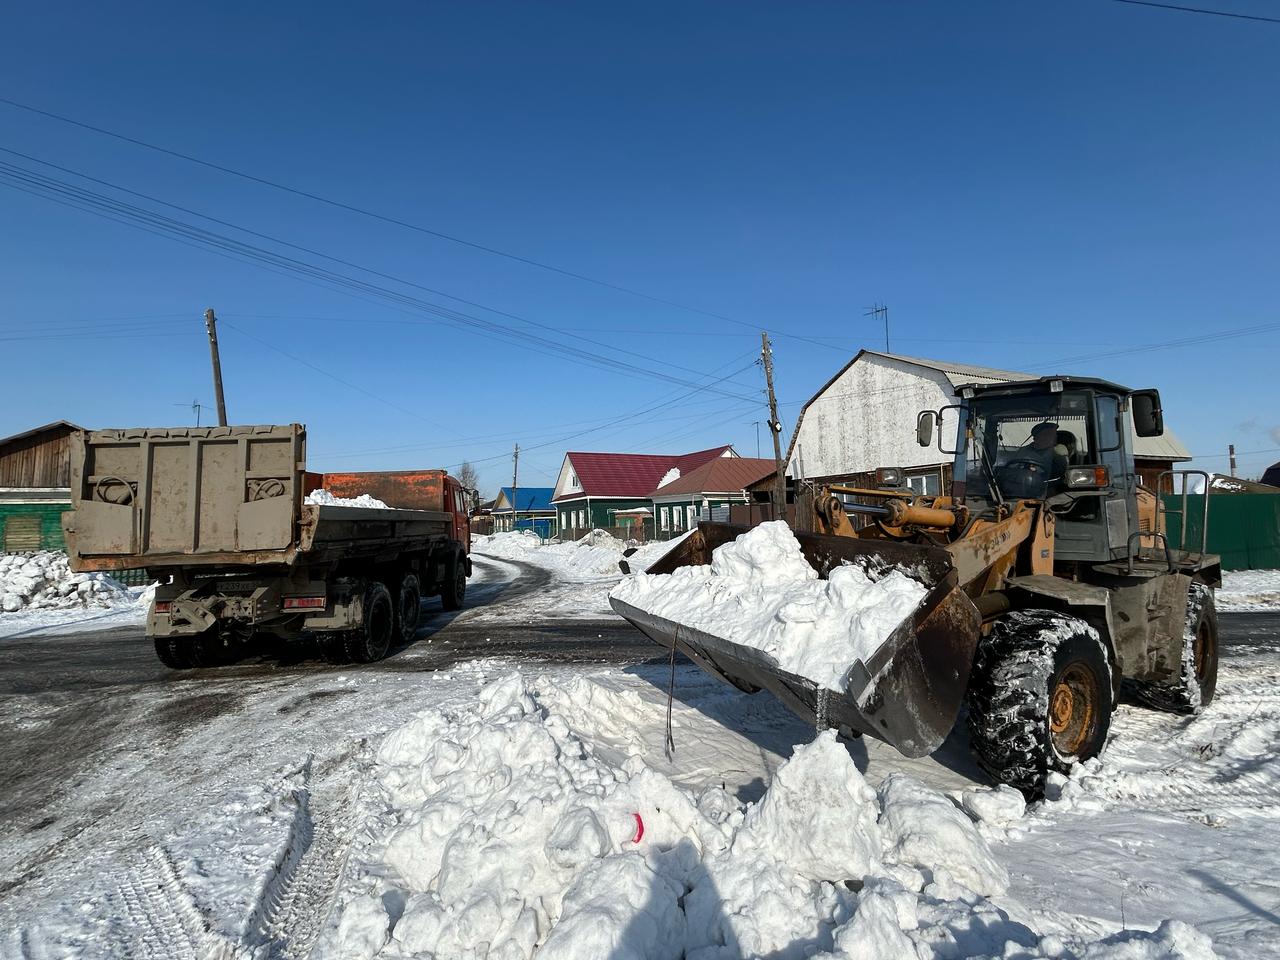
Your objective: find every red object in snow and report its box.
[632,813,645,843]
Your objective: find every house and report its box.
[492,486,557,537]
[553,446,737,538]
[0,420,83,552]
[785,351,1191,494]
[649,457,776,537]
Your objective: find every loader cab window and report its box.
[964,391,1093,502]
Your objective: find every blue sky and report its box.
[2,1,1277,493]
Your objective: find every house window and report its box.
[660,507,670,531]
[672,508,683,531]
[905,472,941,496]
[686,505,697,529]
[577,509,586,528]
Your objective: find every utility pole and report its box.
[204,308,228,426]
[1229,444,1237,478]
[864,303,889,353]
[510,443,520,533]
[760,333,786,519]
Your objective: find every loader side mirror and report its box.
[916,410,935,448]
[1131,390,1164,437]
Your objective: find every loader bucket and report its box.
[610,523,982,758]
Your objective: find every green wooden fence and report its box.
[1163,493,1280,571]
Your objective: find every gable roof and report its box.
[651,457,776,497]
[493,486,556,513]
[0,420,84,449]
[786,350,1190,464]
[556,445,733,500]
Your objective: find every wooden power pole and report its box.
[510,443,520,533]
[761,332,786,518]
[204,308,228,426]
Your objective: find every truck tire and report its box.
[154,636,195,669]
[395,573,422,643]
[966,610,1113,796]
[1134,581,1218,714]
[440,555,466,612]
[344,581,394,663]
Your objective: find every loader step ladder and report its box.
[1145,469,1211,569]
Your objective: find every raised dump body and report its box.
[63,425,471,668]
[609,522,981,758]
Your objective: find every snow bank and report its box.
[1217,569,1280,612]
[0,551,133,614]
[328,669,1218,959]
[305,489,391,509]
[610,522,928,691]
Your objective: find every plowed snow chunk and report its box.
[610,521,927,691]
[0,550,132,614]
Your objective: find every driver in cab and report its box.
[1020,421,1068,491]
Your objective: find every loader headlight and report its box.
[1066,466,1110,489]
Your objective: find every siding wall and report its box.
[0,429,74,487]
[0,503,70,552]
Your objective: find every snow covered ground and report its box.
[1218,568,1280,611]
[0,550,152,640]
[2,539,1278,957]
[469,530,688,621]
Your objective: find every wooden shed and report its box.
[0,420,83,552]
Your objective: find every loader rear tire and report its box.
[966,610,1113,797]
[1134,581,1218,714]
[344,581,394,663]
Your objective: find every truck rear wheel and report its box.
[396,573,422,643]
[154,636,195,669]
[440,555,466,611]
[1134,581,1218,714]
[966,610,1113,796]
[344,581,394,663]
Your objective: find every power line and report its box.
[0,95,844,352]
[0,146,755,399]
[1108,0,1280,24]
[0,155,759,403]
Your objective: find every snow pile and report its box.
[306,489,391,509]
[0,551,133,614]
[1217,569,1280,611]
[611,521,928,691]
[327,670,1218,959]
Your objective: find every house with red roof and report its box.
[649,457,776,537]
[552,445,737,537]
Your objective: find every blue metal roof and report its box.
[493,486,556,513]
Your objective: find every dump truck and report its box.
[63,424,471,668]
[611,376,1219,794]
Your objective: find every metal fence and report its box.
[1163,492,1280,571]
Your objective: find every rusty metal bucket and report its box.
[609,523,981,758]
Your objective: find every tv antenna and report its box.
[173,399,203,427]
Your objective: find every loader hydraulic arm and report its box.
[814,486,958,539]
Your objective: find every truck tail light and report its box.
[153,600,172,613]
[284,596,326,610]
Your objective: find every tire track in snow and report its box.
[249,770,362,959]
[109,845,234,959]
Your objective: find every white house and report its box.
[785,351,1191,494]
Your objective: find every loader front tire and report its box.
[344,581,394,663]
[966,610,1113,797]
[1134,581,1218,714]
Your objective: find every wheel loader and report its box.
[610,375,1220,794]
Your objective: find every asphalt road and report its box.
[0,557,663,695]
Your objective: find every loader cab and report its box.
[928,377,1159,564]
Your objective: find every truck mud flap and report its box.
[610,523,982,758]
